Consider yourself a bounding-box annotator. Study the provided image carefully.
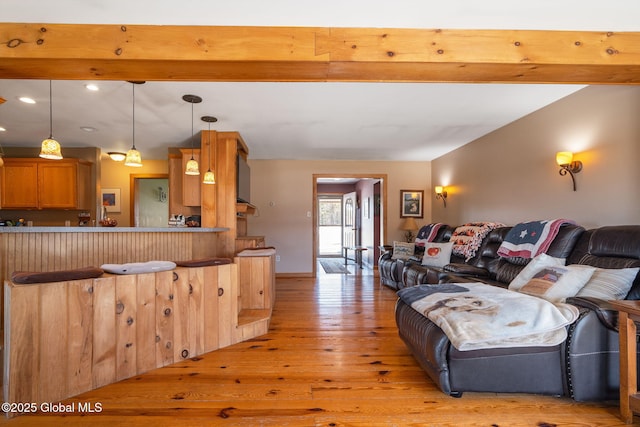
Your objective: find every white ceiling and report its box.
[1,1,638,161]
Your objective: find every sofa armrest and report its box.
[443,263,490,278]
[566,296,622,332]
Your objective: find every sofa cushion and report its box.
[391,241,414,260]
[508,253,566,292]
[421,242,454,268]
[101,261,177,275]
[11,266,104,284]
[574,266,640,300]
[174,257,233,267]
[518,264,595,302]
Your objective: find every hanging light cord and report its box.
[131,83,136,150]
[207,121,212,171]
[190,101,195,160]
[48,80,54,139]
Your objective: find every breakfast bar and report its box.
[2,226,276,418]
[0,226,229,283]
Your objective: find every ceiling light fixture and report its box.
[39,80,63,160]
[85,83,100,91]
[108,152,126,162]
[183,94,202,176]
[201,115,218,185]
[18,97,36,104]
[124,82,144,167]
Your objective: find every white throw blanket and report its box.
[398,282,579,351]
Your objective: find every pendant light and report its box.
[39,80,63,160]
[201,115,218,184]
[183,94,202,176]
[124,82,143,167]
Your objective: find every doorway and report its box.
[130,174,170,227]
[313,174,387,277]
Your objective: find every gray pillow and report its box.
[574,266,640,300]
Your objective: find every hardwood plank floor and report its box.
[2,274,632,426]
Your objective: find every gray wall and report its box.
[431,85,640,229]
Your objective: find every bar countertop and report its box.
[0,226,229,233]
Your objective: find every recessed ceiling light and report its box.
[80,126,97,132]
[0,126,6,132]
[18,96,36,104]
[85,84,99,91]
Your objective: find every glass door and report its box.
[318,196,343,256]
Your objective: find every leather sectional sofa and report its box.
[385,223,640,401]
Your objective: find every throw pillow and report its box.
[518,265,595,302]
[508,253,566,292]
[391,241,415,260]
[575,266,640,300]
[421,242,454,268]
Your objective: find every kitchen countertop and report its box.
[0,226,229,233]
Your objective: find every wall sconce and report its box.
[400,217,419,242]
[556,151,582,191]
[435,186,448,207]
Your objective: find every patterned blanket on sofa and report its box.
[451,221,505,261]
[397,282,579,351]
[497,219,575,259]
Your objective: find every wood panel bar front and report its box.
[0,227,228,334]
[2,259,276,418]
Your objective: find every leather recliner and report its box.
[395,223,592,397]
[379,225,452,290]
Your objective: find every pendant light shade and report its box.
[202,169,215,184]
[183,94,202,176]
[39,80,63,160]
[201,115,217,185]
[124,147,142,167]
[125,82,143,167]
[185,158,199,175]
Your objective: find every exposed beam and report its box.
[1,23,639,84]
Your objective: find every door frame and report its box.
[312,173,387,278]
[129,173,170,227]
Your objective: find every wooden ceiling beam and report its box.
[1,23,639,84]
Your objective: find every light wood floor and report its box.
[2,274,633,426]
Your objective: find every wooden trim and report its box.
[0,24,639,84]
[313,174,387,278]
[276,272,314,278]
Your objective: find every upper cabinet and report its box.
[180,148,201,207]
[1,158,92,210]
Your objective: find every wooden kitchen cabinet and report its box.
[180,148,201,207]
[0,160,38,208]
[1,158,92,209]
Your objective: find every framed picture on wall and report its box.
[400,190,424,218]
[101,188,121,213]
